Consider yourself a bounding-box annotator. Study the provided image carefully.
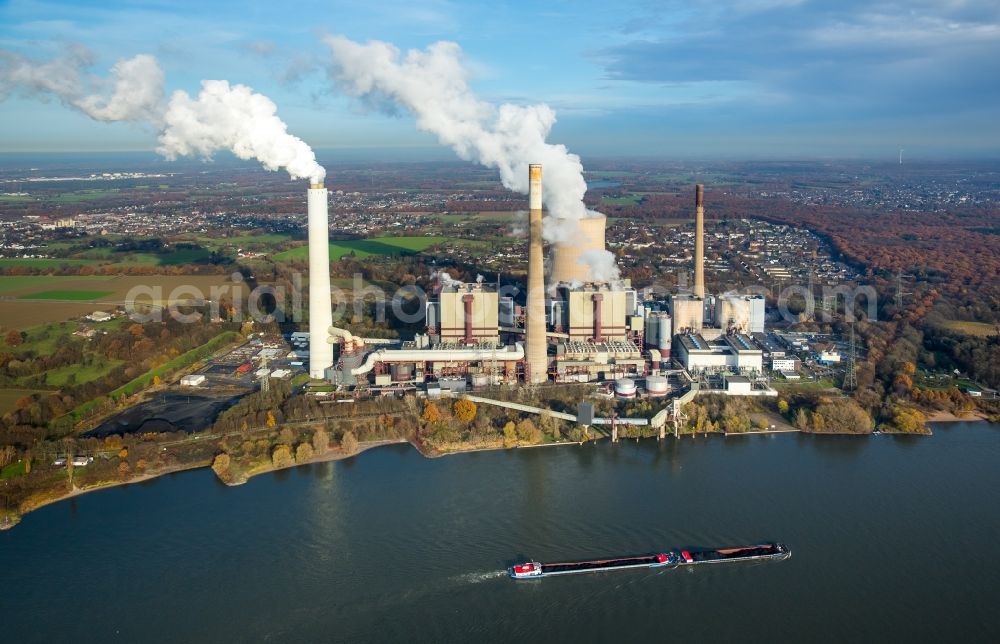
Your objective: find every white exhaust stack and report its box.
[525,164,547,384]
[694,184,705,299]
[308,182,334,378]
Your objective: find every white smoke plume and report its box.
[431,270,461,290]
[579,249,621,283]
[75,54,165,123]
[158,80,324,183]
[0,47,163,122]
[323,36,604,243]
[0,47,323,183]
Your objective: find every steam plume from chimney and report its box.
[0,47,163,122]
[323,36,613,253]
[158,80,325,183]
[0,46,324,183]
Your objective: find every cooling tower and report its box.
[308,182,334,379]
[694,184,705,299]
[525,164,548,384]
[549,214,606,284]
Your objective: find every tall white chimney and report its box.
[308,181,334,378]
[694,184,705,300]
[525,164,548,384]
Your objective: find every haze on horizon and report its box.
[1,0,998,160]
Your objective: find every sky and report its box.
[0,0,998,159]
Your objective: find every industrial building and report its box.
[673,333,763,375]
[426,281,499,345]
[715,294,765,334]
[549,282,632,342]
[313,172,772,400]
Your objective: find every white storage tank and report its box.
[645,375,669,396]
[614,377,637,399]
[657,314,672,352]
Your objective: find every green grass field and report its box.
[0,258,99,268]
[601,194,644,206]
[0,275,108,294]
[190,233,295,249]
[8,321,81,354]
[939,320,998,337]
[49,189,120,203]
[273,236,448,262]
[39,360,124,387]
[19,289,114,301]
[0,460,28,479]
[0,388,44,414]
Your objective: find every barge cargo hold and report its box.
[510,553,677,579]
[678,542,790,566]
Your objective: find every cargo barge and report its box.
[509,552,677,579]
[677,542,790,566]
[509,543,789,579]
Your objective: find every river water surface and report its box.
[3,422,998,643]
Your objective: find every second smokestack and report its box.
[525,164,547,384]
[694,184,705,299]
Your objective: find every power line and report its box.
[843,323,858,391]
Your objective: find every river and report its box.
[3,422,998,643]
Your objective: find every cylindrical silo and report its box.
[614,377,637,399]
[646,375,669,396]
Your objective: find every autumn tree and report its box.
[312,427,330,455]
[516,419,542,444]
[211,453,232,481]
[295,442,314,462]
[266,411,277,428]
[0,445,15,469]
[813,400,874,433]
[341,431,359,454]
[888,406,927,433]
[502,421,517,448]
[5,329,23,346]
[421,401,442,423]
[271,444,293,468]
[453,399,477,423]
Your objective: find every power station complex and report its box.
[306,165,771,398]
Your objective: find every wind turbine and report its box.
[898,148,904,165]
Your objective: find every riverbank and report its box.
[924,410,989,423]
[1,416,990,530]
[2,459,211,531]
[220,438,410,486]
